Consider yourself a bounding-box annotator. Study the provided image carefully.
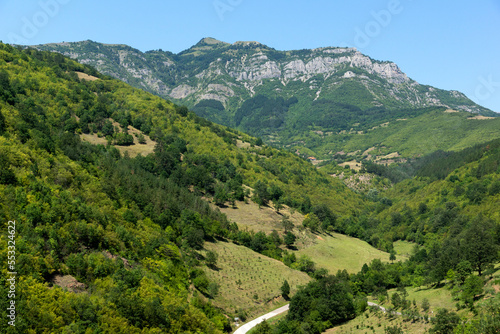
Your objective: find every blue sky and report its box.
[0,0,499,112]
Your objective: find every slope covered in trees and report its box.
[35,40,499,161]
[0,43,367,332]
[1,42,499,334]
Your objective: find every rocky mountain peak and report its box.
[199,37,226,45]
[33,39,495,119]
[180,37,230,55]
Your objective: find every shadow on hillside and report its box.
[416,282,446,291]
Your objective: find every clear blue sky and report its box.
[1,0,499,112]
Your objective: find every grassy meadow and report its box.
[323,307,432,334]
[216,198,396,275]
[393,240,416,258]
[293,232,392,274]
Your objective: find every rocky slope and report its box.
[35,38,493,115]
[33,38,498,159]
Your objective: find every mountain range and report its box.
[2,35,500,334]
[34,38,498,158]
[34,38,500,161]
[34,38,493,113]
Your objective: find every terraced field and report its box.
[203,241,311,319]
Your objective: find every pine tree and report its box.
[281,280,290,300]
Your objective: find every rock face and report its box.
[34,38,493,120]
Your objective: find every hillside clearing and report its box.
[79,120,156,157]
[294,232,393,274]
[213,198,395,274]
[212,199,305,235]
[75,71,99,81]
[393,240,416,258]
[468,115,496,120]
[324,307,432,334]
[339,160,362,171]
[203,241,311,319]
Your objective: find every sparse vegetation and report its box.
[202,241,311,318]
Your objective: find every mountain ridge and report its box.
[33,38,495,115]
[32,39,500,162]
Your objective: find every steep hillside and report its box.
[2,42,499,334]
[322,108,500,163]
[344,138,500,284]
[34,39,498,159]
[0,43,363,333]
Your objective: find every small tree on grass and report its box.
[214,183,229,206]
[253,320,272,334]
[455,260,472,285]
[422,298,430,313]
[284,232,296,249]
[273,199,283,213]
[302,213,320,233]
[253,180,270,207]
[389,251,396,263]
[281,280,290,300]
[391,292,402,309]
[430,309,460,334]
[281,216,294,233]
[460,275,484,309]
[463,217,499,276]
[385,325,404,334]
[206,250,218,269]
[137,133,146,144]
[207,282,219,298]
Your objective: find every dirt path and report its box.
[233,304,289,334]
[367,301,402,315]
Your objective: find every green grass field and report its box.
[327,281,462,334]
[381,285,457,313]
[216,198,397,274]
[247,312,287,334]
[324,307,432,334]
[293,232,392,274]
[203,241,311,319]
[393,240,416,258]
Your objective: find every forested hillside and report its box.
[35,39,499,160]
[252,140,500,333]
[0,43,363,333]
[1,42,499,334]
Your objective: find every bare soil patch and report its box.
[468,115,495,120]
[52,275,86,293]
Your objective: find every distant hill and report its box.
[34,39,499,160]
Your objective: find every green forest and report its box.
[0,42,358,333]
[1,42,500,334]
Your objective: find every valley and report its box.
[0,37,499,334]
